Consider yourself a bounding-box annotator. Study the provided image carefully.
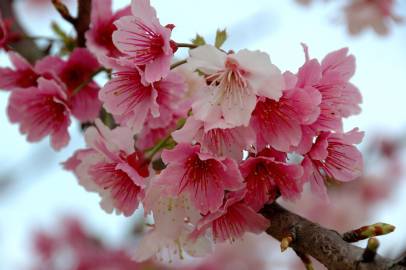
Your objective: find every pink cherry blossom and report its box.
[32,217,142,270]
[56,48,102,122]
[296,46,362,134]
[85,0,131,64]
[112,0,176,83]
[0,52,40,91]
[172,116,256,160]
[99,62,185,132]
[3,49,102,124]
[189,45,284,127]
[32,48,102,122]
[65,120,149,216]
[345,0,402,36]
[156,143,245,214]
[250,80,321,152]
[7,78,71,150]
[302,128,364,199]
[240,151,304,211]
[192,190,270,242]
[319,48,362,118]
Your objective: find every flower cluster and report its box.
[296,0,403,35]
[31,216,274,270]
[1,48,101,150]
[345,0,403,35]
[0,0,364,263]
[32,217,144,270]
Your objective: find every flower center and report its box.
[126,150,150,178]
[206,57,249,105]
[133,21,165,63]
[179,154,218,195]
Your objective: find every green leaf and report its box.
[51,21,69,40]
[51,21,75,54]
[215,28,227,48]
[191,34,206,46]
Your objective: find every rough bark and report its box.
[261,203,405,270]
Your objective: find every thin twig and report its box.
[176,42,198,49]
[51,0,76,24]
[170,59,187,69]
[51,0,92,47]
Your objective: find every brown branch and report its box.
[0,0,44,63]
[51,0,75,24]
[294,250,314,270]
[396,252,406,266]
[75,0,91,47]
[52,0,91,47]
[260,203,405,270]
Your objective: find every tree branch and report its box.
[52,0,91,47]
[0,0,44,63]
[260,203,405,270]
[75,0,91,47]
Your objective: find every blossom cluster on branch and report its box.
[0,0,366,264]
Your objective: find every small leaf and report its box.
[191,34,206,46]
[51,21,75,54]
[215,28,227,48]
[51,21,69,40]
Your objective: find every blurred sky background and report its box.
[1,0,406,269]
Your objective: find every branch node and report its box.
[281,228,296,252]
[361,237,379,263]
[51,0,91,47]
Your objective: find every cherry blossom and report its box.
[133,181,211,262]
[0,52,40,91]
[156,143,245,214]
[302,128,364,199]
[112,0,176,83]
[173,116,256,160]
[240,150,304,211]
[55,48,102,122]
[250,82,321,152]
[86,0,131,65]
[7,78,71,150]
[189,45,283,127]
[296,46,362,134]
[345,0,402,35]
[99,61,185,132]
[192,190,270,242]
[65,120,150,216]
[32,217,143,270]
